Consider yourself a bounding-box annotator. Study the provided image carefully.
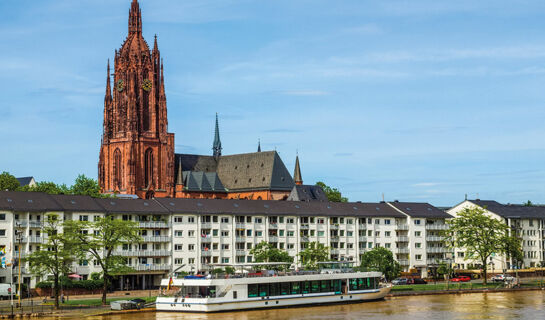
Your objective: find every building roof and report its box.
[49,194,106,213]
[388,201,453,218]
[182,171,226,192]
[469,200,545,219]
[93,198,170,215]
[286,185,328,202]
[293,155,302,184]
[16,177,34,187]
[0,191,63,212]
[175,151,294,192]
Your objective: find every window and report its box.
[94,215,100,221]
[174,244,183,251]
[174,230,183,237]
[367,218,372,224]
[188,258,195,264]
[221,217,229,223]
[79,259,89,266]
[375,219,380,224]
[385,231,391,237]
[0,230,5,237]
[287,231,294,237]
[188,217,195,223]
[221,231,229,237]
[457,252,465,258]
[318,231,325,237]
[144,148,154,187]
[0,214,5,221]
[415,231,421,237]
[415,254,422,260]
[288,243,295,249]
[255,218,263,224]
[287,218,295,224]
[79,215,89,221]
[347,219,353,224]
[414,219,421,225]
[385,219,391,225]
[347,231,353,237]
[213,216,218,223]
[310,230,315,236]
[188,244,195,251]
[188,230,195,237]
[222,257,230,263]
[233,291,237,299]
[317,218,325,224]
[247,229,252,236]
[368,242,373,248]
[256,231,263,237]
[174,258,183,265]
[247,243,253,249]
[385,243,391,248]
[213,229,218,236]
[222,244,230,250]
[340,218,345,224]
[174,216,183,223]
[367,230,372,236]
[375,231,380,237]
[415,243,422,248]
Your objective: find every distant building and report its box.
[16,177,36,188]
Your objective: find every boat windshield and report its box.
[176,285,217,298]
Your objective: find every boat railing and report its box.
[175,268,360,280]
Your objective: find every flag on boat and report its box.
[167,277,173,290]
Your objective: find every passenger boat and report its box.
[156,262,391,313]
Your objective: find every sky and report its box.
[1,0,545,207]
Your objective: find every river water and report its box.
[82,291,545,320]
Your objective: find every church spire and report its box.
[257,139,261,152]
[128,0,142,34]
[176,157,183,185]
[294,153,303,185]
[105,59,112,101]
[212,113,222,159]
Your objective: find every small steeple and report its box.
[176,157,183,185]
[105,59,112,101]
[257,139,261,152]
[294,153,303,185]
[128,0,142,34]
[212,113,222,159]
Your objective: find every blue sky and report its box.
[2,0,545,206]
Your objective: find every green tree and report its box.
[65,217,141,305]
[503,235,523,268]
[442,206,521,284]
[523,200,533,207]
[19,181,69,194]
[250,241,293,270]
[70,174,101,197]
[0,172,20,191]
[359,247,401,281]
[436,263,453,279]
[25,213,75,309]
[315,182,348,202]
[298,242,330,270]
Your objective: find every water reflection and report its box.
[68,291,545,320]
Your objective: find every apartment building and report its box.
[0,191,452,288]
[448,199,545,270]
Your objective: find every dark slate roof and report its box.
[388,202,452,218]
[93,198,170,215]
[287,185,328,202]
[155,198,406,218]
[16,177,34,186]
[469,200,545,219]
[176,151,294,192]
[0,191,63,212]
[49,194,106,213]
[182,171,226,192]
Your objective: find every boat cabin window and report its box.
[349,277,379,291]
[179,285,217,298]
[248,280,343,298]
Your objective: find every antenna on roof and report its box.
[465,194,467,201]
[381,193,385,202]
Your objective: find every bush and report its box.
[35,279,103,291]
[36,281,53,289]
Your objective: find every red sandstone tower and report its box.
[98,0,175,198]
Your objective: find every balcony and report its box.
[236,250,246,256]
[396,224,409,230]
[358,225,367,230]
[398,259,410,266]
[396,236,409,242]
[330,249,340,254]
[113,250,170,257]
[28,236,44,243]
[235,223,245,229]
[300,224,310,230]
[396,248,410,254]
[15,220,28,228]
[29,221,42,228]
[139,221,170,229]
[201,251,212,257]
[426,236,445,242]
[301,236,310,242]
[329,224,339,230]
[134,264,170,271]
[235,237,246,243]
[425,224,448,230]
[200,223,212,228]
[427,258,445,265]
[201,236,212,243]
[142,236,171,242]
[426,247,449,253]
[358,236,367,242]
[268,236,278,242]
[269,223,278,228]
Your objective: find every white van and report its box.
[0,284,14,300]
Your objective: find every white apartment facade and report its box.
[0,191,453,289]
[447,199,545,271]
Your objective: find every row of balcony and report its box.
[113,250,171,257]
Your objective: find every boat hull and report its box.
[156,286,391,313]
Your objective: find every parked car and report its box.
[392,278,427,285]
[450,276,471,282]
[392,278,408,285]
[491,274,515,282]
[0,284,14,300]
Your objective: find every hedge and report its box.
[36,279,104,291]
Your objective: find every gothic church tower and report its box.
[99,0,175,198]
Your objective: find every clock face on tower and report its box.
[142,79,152,92]
[116,80,124,92]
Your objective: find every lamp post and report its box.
[14,222,23,308]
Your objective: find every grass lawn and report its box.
[44,296,156,307]
[390,281,542,292]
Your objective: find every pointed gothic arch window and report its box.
[144,148,154,187]
[113,148,122,189]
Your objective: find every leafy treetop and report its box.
[315,181,348,202]
[0,171,20,191]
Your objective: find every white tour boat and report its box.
[156,262,391,313]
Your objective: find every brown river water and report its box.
[65,291,545,320]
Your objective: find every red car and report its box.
[450,276,471,282]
